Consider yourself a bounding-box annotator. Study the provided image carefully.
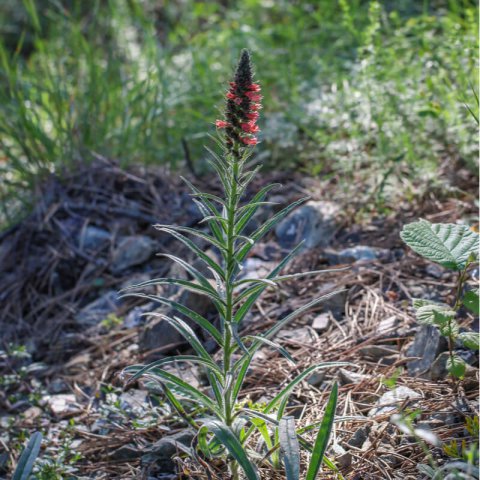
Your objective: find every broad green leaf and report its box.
[202,420,260,480]
[458,332,480,351]
[415,304,455,327]
[12,431,42,480]
[305,383,338,480]
[412,298,444,309]
[439,320,459,338]
[446,355,467,379]
[400,220,479,270]
[279,417,300,480]
[463,289,480,316]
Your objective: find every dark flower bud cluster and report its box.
[216,49,261,150]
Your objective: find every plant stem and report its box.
[223,151,240,427]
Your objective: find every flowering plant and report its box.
[123,50,346,479]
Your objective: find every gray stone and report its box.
[110,444,141,461]
[119,389,149,414]
[275,200,340,250]
[426,264,444,279]
[326,245,391,265]
[338,368,369,385]
[347,425,371,449]
[123,302,155,329]
[316,282,347,319]
[110,235,155,273]
[331,443,352,468]
[277,326,318,345]
[369,386,422,416]
[78,225,111,251]
[359,345,399,360]
[307,372,325,387]
[429,351,450,380]
[142,430,195,471]
[44,394,81,417]
[75,291,120,327]
[406,325,448,376]
[312,313,330,332]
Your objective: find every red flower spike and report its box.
[220,50,261,151]
[241,136,258,145]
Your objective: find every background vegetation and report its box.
[0,0,478,225]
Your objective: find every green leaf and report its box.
[13,431,42,480]
[412,298,444,309]
[463,289,480,316]
[118,292,223,346]
[128,365,222,416]
[305,383,338,480]
[264,364,349,414]
[279,417,300,480]
[400,220,479,270]
[446,355,467,379]
[202,420,260,480]
[236,197,309,263]
[415,304,456,327]
[458,332,480,351]
[157,225,226,279]
[244,335,296,365]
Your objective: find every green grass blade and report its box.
[13,431,42,480]
[279,417,300,480]
[305,382,338,480]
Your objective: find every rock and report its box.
[312,313,330,332]
[48,378,69,394]
[425,264,444,279]
[406,325,448,376]
[359,345,398,360]
[429,351,450,380]
[75,291,120,327]
[325,246,391,265]
[307,372,325,387]
[163,365,204,390]
[338,368,369,385]
[317,282,348,319]
[22,406,42,424]
[332,443,352,468]
[347,425,371,449]
[119,389,149,414]
[142,430,195,472]
[275,200,340,250]
[44,394,81,418]
[110,444,141,461]
[110,236,155,273]
[377,316,399,335]
[123,302,156,329]
[369,386,422,416]
[277,326,318,345]
[78,225,111,251]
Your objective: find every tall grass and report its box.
[0,0,478,225]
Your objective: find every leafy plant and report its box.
[401,219,479,378]
[122,51,347,479]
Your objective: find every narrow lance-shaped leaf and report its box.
[305,382,338,480]
[279,417,300,480]
[201,420,260,480]
[12,431,42,480]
